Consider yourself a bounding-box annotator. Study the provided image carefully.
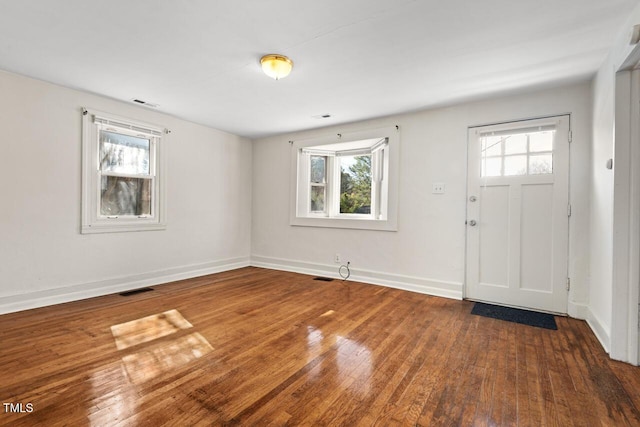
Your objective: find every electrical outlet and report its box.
[334,253,341,263]
[432,183,445,194]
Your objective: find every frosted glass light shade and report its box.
[260,54,293,80]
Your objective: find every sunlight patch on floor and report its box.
[121,332,213,384]
[109,309,213,385]
[110,309,193,350]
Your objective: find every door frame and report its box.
[611,66,640,365]
[464,114,572,314]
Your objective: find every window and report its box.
[310,155,327,212]
[82,108,166,233]
[339,154,371,214]
[480,127,555,177]
[290,126,399,231]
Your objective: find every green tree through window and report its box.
[340,155,372,213]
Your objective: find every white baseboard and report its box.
[570,301,611,353]
[250,255,463,300]
[568,300,590,320]
[0,257,250,315]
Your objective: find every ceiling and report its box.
[0,0,637,138]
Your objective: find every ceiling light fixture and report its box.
[260,54,293,80]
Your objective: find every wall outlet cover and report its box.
[432,183,445,194]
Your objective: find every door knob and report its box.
[468,220,477,226]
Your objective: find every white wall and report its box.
[589,67,615,348]
[591,3,640,359]
[0,70,252,313]
[252,83,592,308]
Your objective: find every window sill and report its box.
[290,216,397,231]
[81,221,167,234]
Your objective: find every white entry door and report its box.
[466,116,570,314]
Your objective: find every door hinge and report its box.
[568,130,572,143]
[567,204,572,217]
[566,277,571,291]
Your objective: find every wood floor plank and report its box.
[2,267,640,426]
[374,300,464,425]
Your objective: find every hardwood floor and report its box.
[1,267,639,426]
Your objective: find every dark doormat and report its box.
[471,302,557,330]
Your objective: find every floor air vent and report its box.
[313,277,334,282]
[119,287,154,297]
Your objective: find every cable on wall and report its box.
[339,261,351,280]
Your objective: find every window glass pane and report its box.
[310,156,326,183]
[529,131,554,152]
[101,176,151,216]
[481,157,502,177]
[504,134,527,154]
[529,154,553,174]
[310,185,325,212]
[482,137,502,157]
[340,155,372,214]
[504,155,527,176]
[100,130,150,175]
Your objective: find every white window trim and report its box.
[290,126,399,231]
[81,108,167,234]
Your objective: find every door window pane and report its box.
[504,155,527,176]
[482,137,502,157]
[504,134,527,154]
[529,154,553,174]
[529,131,553,152]
[482,157,502,177]
[100,130,150,175]
[101,176,151,216]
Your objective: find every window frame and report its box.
[81,108,167,234]
[480,126,556,178]
[290,126,399,231]
[309,154,328,215]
